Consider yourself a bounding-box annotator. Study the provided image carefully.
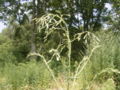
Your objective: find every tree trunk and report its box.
[29,0,37,60]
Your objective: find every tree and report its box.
[0,0,119,61]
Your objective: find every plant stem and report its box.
[66,28,72,90]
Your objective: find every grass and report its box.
[0,31,120,90]
[0,61,52,90]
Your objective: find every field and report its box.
[0,31,120,90]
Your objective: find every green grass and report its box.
[0,61,52,90]
[0,31,120,90]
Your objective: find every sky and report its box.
[0,22,6,33]
[0,0,32,33]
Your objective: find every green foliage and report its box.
[33,13,120,90]
[0,0,120,89]
[0,61,51,90]
[88,31,120,89]
[0,30,120,90]
[0,34,16,65]
[90,31,120,72]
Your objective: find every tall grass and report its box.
[82,31,120,90]
[34,13,120,90]
[0,13,120,90]
[0,31,120,90]
[0,61,52,90]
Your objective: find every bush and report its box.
[0,34,16,66]
[0,61,52,90]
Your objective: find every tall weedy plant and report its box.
[29,13,73,89]
[28,13,117,90]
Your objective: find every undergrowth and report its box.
[0,13,120,90]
